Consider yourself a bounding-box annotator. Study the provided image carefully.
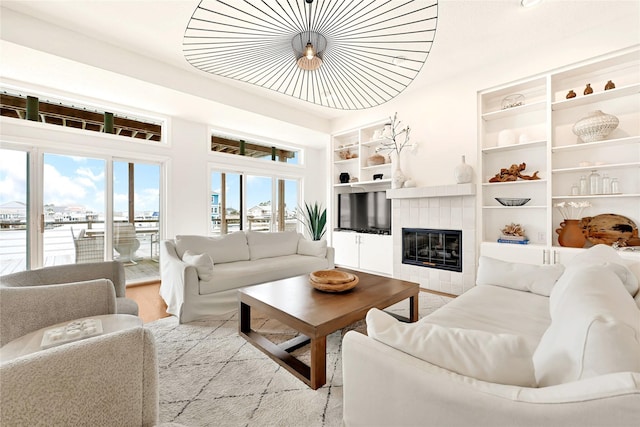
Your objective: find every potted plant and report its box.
[298,201,327,241]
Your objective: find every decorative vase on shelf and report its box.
[556,219,586,248]
[572,110,619,143]
[391,155,406,189]
[454,155,473,184]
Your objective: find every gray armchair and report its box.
[0,261,139,316]
[0,280,159,426]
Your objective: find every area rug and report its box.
[146,292,452,426]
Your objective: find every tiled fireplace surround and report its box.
[388,183,476,296]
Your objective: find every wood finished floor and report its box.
[125,281,170,323]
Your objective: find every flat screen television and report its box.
[337,191,391,233]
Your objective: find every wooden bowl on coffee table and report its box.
[310,270,359,292]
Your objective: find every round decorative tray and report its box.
[310,270,359,292]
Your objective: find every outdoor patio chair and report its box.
[114,222,141,264]
[71,227,104,263]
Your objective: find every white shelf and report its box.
[552,193,640,200]
[481,179,548,186]
[552,136,640,152]
[482,205,546,209]
[552,162,640,174]
[361,138,388,147]
[350,179,392,187]
[551,83,640,111]
[362,163,391,170]
[481,100,546,121]
[333,158,358,165]
[333,144,359,152]
[482,139,546,153]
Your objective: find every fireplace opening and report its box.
[402,228,462,272]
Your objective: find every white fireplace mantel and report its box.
[386,183,475,199]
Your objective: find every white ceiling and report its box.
[1,0,639,140]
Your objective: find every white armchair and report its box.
[0,281,159,426]
[114,222,141,264]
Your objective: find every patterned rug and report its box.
[146,292,452,426]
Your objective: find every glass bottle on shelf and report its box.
[579,175,588,195]
[611,178,620,194]
[589,170,600,195]
[571,183,579,196]
[602,173,611,194]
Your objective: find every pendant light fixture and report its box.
[184,1,438,110]
[292,0,325,71]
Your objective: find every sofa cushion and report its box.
[476,256,565,296]
[366,308,537,387]
[297,238,327,258]
[533,265,640,387]
[182,250,214,282]
[246,231,299,260]
[198,254,329,295]
[175,233,249,264]
[425,284,551,345]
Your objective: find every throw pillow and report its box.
[182,250,214,282]
[533,265,640,387]
[564,244,639,297]
[366,308,537,387]
[246,231,300,260]
[297,239,327,257]
[476,256,565,296]
[175,232,250,264]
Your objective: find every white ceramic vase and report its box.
[572,110,619,143]
[392,154,406,189]
[454,155,473,184]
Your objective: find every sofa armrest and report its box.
[0,280,117,346]
[159,240,198,321]
[342,331,640,427]
[326,246,335,269]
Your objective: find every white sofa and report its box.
[343,245,640,426]
[160,231,335,323]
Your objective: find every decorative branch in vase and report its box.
[375,112,417,188]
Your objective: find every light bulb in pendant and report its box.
[305,42,315,60]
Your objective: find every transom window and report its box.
[211,135,299,164]
[1,91,163,142]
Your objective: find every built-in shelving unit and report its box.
[478,46,640,264]
[331,120,394,276]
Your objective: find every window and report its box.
[1,91,163,142]
[210,170,299,236]
[211,135,299,164]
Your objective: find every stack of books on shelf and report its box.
[497,235,530,244]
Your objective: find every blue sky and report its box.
[0,149,160,215]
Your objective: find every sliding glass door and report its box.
[0,148,29,274]
[43,153,106,267]
[0,148,163,283]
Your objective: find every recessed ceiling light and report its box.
[521,0,542,7]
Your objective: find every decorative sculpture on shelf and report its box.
[488,162,540,183]
[375,112,417,188]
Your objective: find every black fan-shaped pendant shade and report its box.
[183,0,438,110]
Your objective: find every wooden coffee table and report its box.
[238,268,419,389]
